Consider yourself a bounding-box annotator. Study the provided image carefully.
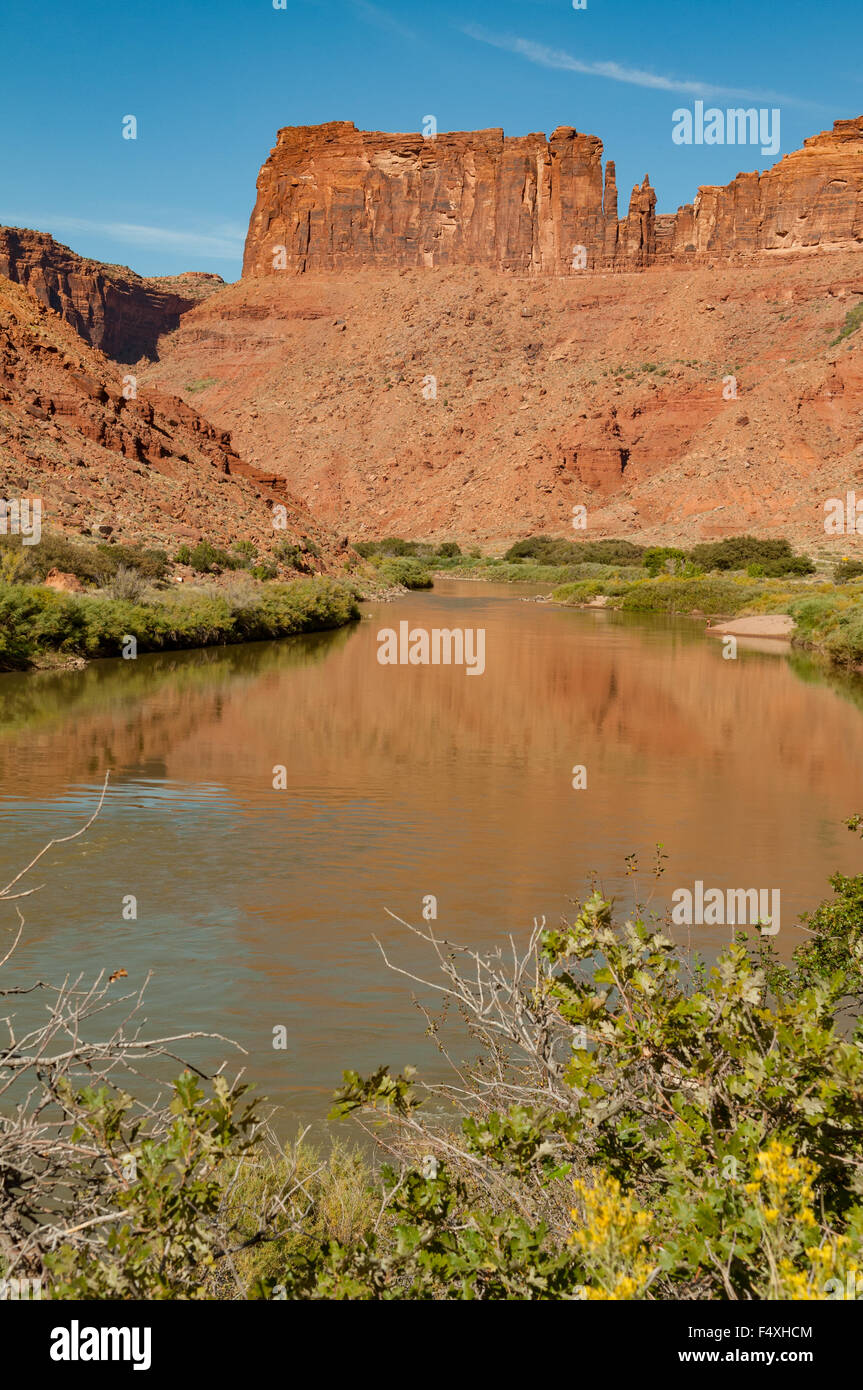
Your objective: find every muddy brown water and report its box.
[2,579,862,1129]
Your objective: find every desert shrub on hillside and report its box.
[251,560,278,581]
[106,565,146,601]
[273,541,310,571]
[0,532,168,586]
[832,303,863,345]
[175,539,242,574]
[102,542,169,581]
[834,560,863,584]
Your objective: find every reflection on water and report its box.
[2,579,863,1127]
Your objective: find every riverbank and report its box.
[548,571,863,669]
[0,576,361,672]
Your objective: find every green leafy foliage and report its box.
[689,536,814,575]
[832,303,863,345]
[372,557,434,589]
[175,540,242,574]
[0,578,360,670]
[504,535,646,566]
[261,851,863,1300]
[642,546,689,577]
[46,1074,260,1299]
[834,560,863,584]
[0,531,168,585]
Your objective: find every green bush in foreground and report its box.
[266,842,863,1301]
[5,825,863,1299]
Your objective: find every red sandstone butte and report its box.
[242,117,863,277]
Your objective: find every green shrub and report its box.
[643,546,688,577]
[690,536,813,576]
[375,557,433,590]
[44,1073,260,1300]
[504,536,645,566]
[0,578,360,670]
[99,542,169,582]
[0,533,169,586]
[187,540,241,574]
[271,843,863,1301]
[436,541,462,559]
[832,303,863,345]
[274,541,309,571]
[834,560,863,584]
[616,575,763,615]
[106,565,146,601]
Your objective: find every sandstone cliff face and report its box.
[243,121,631,276]
[667,117,863,260]
[0,228,224,363]
[243,117,863,277]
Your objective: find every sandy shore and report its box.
[708,615,794,638]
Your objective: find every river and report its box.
[2,578,862,1128]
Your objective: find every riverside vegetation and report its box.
[0,531,367,671]
[7,528,862,672]
[360,533,863,670]
[2,815,862,1301]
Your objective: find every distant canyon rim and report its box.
[1,114,862,548]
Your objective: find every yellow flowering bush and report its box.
[570,1173,656,1299]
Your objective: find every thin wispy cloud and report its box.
[462,27,796,104]
[3,216,244,260]
[350,1,416,43]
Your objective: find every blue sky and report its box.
[0,0,858,281]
